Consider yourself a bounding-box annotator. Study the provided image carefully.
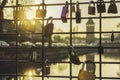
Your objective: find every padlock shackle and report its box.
[44,59,49,66]
[110,0,116,4]
[76,1,79,11]
[89,0,95,6]
[81,60,96,74]
[68,46,77,56]
[46,16,53,24]
[69,46,77,56]
[97,0,105,4]
[38,3,46,9]
[65,1,69,9]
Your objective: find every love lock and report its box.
[43,16,54,37]
[44,59,50,75]
[108,0,118,14]
[36,3,47,18]
[71,4,75,13]
[88,1,95,15]
[78,60,96,80]
[61,1,69,23]
[97,0,106,13]
[68,46,81,65]
[36,6,43,18]
[76,1,81,23]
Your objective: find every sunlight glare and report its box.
[34,0,40,4]
[26,9,35,19]
[28,71,33,80]
[24,69,36,80]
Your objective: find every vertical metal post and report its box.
[70,0,72,80]
[15,0,19,80]
[42,0,45,80]
[99,0,102,80]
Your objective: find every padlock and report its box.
[35,68,41,75]
[43,17,54,37]
[108,0,118,14]
[88,1,95,15]
[61,1,69,23]
[44,59,50,75]
[71,5,75,12]
[0,9,3,19]
[68,46,81,65]
[42,3,47,18]
[76,1,81,23]
[78,60,96,80]
[44,66,50,75]
[98,46,104,54]
[36,6,43,18]
[36,3,47,18]
[111,31,114,42]
[97,0,106,13]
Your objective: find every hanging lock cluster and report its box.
[36,3,47,18]
[88,0,118,15]
[61,1,81,23]
[78,60,96,80]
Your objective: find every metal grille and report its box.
[0,0,120,80]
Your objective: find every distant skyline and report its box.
[33,0,120,32]
[4,0,120,37]
[21,0,120,38]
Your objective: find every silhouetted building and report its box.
[86,18,95,44]
[86,19,95,71]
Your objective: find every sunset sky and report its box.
[4,0,120,38]
[33,0,120,32]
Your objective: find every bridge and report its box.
[0,42,120,78]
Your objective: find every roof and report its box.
[86,18,95,24]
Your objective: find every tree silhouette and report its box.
[117,23,120,28]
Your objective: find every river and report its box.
[23,52,120,80]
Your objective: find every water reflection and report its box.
[23,53,120,80]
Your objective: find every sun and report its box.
[25,0,40,19]
[26,9,36,19]
[34,0,40,4]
